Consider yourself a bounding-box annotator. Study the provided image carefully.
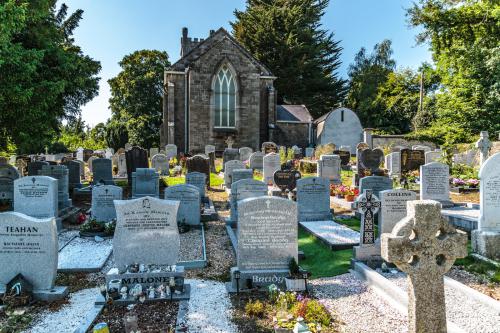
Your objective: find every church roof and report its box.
[277,105,312,123]
[169,28,274,76]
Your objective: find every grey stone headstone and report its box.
[76,147,84,161]
[0,212,58,290]
[38,165,71,208]
[379,189,416,234]
[359,175,393,198]
[62,160,82,189]
[151,154,169,176]
[27,161,49,177]
[117,153,127,177]
[149,147,159,158]
[165,144,178,160]
[261,141,278,154]
[317,155,341,184]
[239,147,253,162]
[131,168,159,198]
[164,184,201,226]
[223,148,240,169]
[113,197,180,268]
[105,148,114,159]
[224,160,246,187]
[420,162,451,205]
[186,155,210,186]
[388,152,401,176]
[237,197,298,271]
[186,172,207,197]
[14,176,58,219]
[0,162,20,204]
[229,179,267,223]
[232,169,253,185]
[249,152,264,170]
[297,177,332,222]
[91,185,123,222]
[92,158,114,185]
[205,145,216,155]
[425,151,442,164]
[125,146,149,183]
[87,156,96,173]
[263,153,280,185]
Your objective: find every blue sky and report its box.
[61,0,432,126]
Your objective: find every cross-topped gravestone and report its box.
[475,131,491,166]
[354,189,381,245]
[381,200,467,333]
[225,136,234,149]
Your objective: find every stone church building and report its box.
[160,28,312,153]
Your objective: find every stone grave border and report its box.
[178,225,208,269]
[298,222,359,250]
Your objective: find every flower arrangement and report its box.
[452,178,466,186]
[330,185,359,198]
[451,177,479,188]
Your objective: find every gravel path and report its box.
[182,279,237,333]
[381,271,500,333]
[179,228,204,262]
[27,288,98,333]
[311,273,408,333]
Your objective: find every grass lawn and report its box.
[336,217,361,232]
[454,241,500,283]
[298,227,352,278]
[164,173,224,187]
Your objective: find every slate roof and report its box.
[277,105,313,123]
[169,28,273,76]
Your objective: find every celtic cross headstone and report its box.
[475,131,491,166]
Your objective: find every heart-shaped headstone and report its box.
[360,148,384,171]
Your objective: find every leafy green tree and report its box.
[232,0,346,118]
[104,119,128,151]
[407,0,500,143]
[345,39,396,128]
[108,50,170,149]
[0,1,101,153]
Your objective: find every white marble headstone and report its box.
[14,176,58,219]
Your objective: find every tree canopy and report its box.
[0,0,101,153]
[107,49,170,149]
[232,0,346,118]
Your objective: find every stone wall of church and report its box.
[274,122,310,149]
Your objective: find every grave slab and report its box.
[58,236,113,273]
[299,220,359,249]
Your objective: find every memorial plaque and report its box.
[14,176,58,219]
[113,197,180,268]
[296,177,332,222]
[164,184,201,226]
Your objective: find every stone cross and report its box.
[381,200,467,333]
[225,136,235,149]
[354,189,381,244]
[475,131,491,166]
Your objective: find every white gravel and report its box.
[58,236,113,271]
[381,271,500,333]
[183,279,237,333]
[300,220,359,245]
[58,230,79,250]
[26,288,99,333]
[311,273,408,333]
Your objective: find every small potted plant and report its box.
[344,187,359,202]
[285,258,306,291]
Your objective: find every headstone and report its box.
[0,161,20,205]
[164,184,201,226]
[296,177,332,222]
[291,146,302,159]
[232,197,297,289]
[186,172,207,198]
[124,143,132,151]
[224,160,246,187]
[355,142,369,185]
[228,179,267,224]
[475,131,491,166]
[131,168,159,198]
[125,146,148,183]
[76,147,84,161]
[359,175,393,198]
[105,148,114,159]
[239,147,253,162]
[317,155,341,184]
[0,212,59,291]
[379,189,416,235]
[273,169,301,192]
[412,145,432,152]
[400,149,425,172]
[381,200,467,333]
[263,153,281,185]
[333,150,351,166]
[359,148,384,174]
[149,147,159,158]
[91,185,123,222]
[472,152,500,260]
[305,148,314,158]
[165,144,177,160]
[14,176,58,219]
[425,150,442,164]
[387,152,401,176]
[113,197,180,268]
[117,153,127,177]
[27,161,49,177]
[353,189,381,260]
[62,160,82,189]
[249,152,264,170]
[87,156,96,173]
[15,159,27,176]
[205,145,216,155]
[223,148,240,169]
[186,155,210,186]
[151,154,170,176]
[92,158,114,185]
[232,169,254,185]
[261,141,278,154]
[225,136,235,149]
[38,165,71,209]
[420,162,452,207]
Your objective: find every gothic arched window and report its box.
[214,65,236,128]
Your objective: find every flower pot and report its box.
[345,194,355,202]
[285,277,306,291]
